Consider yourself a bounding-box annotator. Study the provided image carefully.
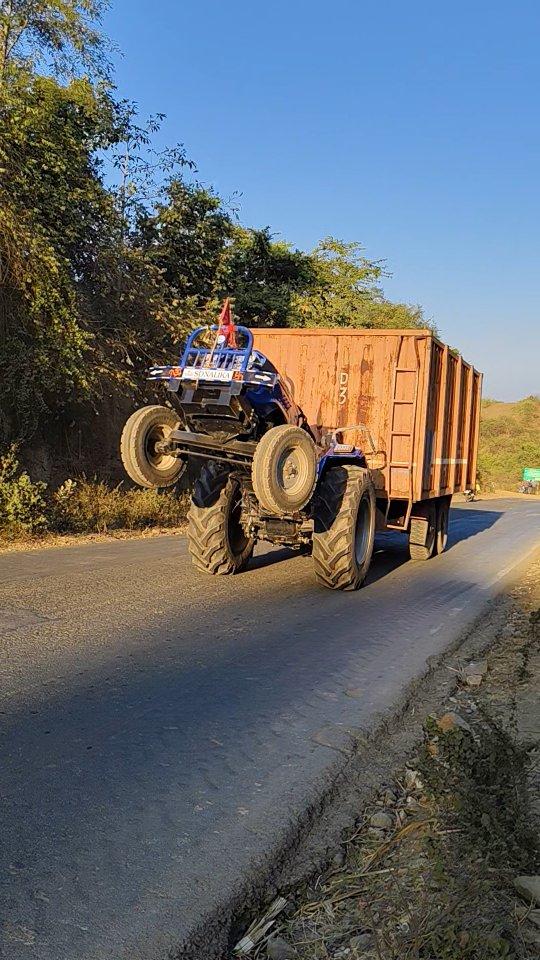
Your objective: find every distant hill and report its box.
[478,396,540,490]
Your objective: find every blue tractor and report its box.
[120,311,376,589]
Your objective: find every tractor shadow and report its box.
[249,546,298,572]
[247,506,504,585]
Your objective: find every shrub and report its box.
[0,459,188,542]
[50,478,188,534]
[0,450,48,536]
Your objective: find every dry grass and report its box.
[0,466,189,545]
[0,525,186,553]
[49,479,189,534]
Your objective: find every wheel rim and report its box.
[355,494,372,566]
[424,508,437,554]
[145,423,176,473]
[276,446,306,498]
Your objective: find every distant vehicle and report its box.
[520,468,540,494]
[120,303,482,589]
[519,480,539,495]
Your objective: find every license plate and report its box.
[181,367,233,383]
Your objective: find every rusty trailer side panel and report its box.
[252,328,482,507]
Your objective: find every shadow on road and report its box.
[447,506,502,548]
[248,546,296,571]
[248,506,504,584]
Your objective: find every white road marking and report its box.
[481,541,540,590]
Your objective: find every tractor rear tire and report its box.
[252,425,317,514]
[188,462,254,575]
[120,405,183,488]
[312,464,376,590]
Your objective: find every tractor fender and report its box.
[316,451,368,482]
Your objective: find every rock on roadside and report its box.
[513,876,540,906]
[267,935,297,960]
[437,711,473,734]
[369,811,394,830]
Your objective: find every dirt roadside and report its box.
[226,561,540,960]
[0,524,186,553]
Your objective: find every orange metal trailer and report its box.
[125,320,482,587]
[252,327,482,534]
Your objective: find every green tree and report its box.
[0,69,117,441]
[1,72,121,271]
[136,180,234,309]
[0,69,180,440]
[219,227,315,327]
[0,0,109,83]
[290,237,429,330]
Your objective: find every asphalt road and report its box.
[1,499,539,960]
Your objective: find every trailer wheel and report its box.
[252,425,318,514]
[312,465,376,590]
[409,502,437,561]
[435,499,450,554]
[120,405,183,488]
[188,462,254,575]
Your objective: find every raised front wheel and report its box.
[312,465,376,590]
[120,405,184,488]
[252,425,318,514]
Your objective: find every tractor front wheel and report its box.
[120,405,183,488]
[188,462,254,575]
[252,425,318,515]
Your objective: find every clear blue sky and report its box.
[103,0,539,400]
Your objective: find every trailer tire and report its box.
[409,502,437,561]
[188,463,254,575]
[312,465,376,590]
[435,498,450,554]
[252,425,317,514]
[120,405,183,488]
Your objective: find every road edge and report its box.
[176,546,540,960]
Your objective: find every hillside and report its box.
[478,396,540,490]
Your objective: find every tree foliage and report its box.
[219,227,315,327]
[0,0,110,82]
[290,238,428,330]
[478,396,540,489]
[0,0,430,455]
[136,180,234,310]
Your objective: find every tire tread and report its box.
[120,405,180,488]
[187,464,254,575]
[312,465,375,590]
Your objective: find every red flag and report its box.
[219,298,231,326]
[217,298,237,347]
